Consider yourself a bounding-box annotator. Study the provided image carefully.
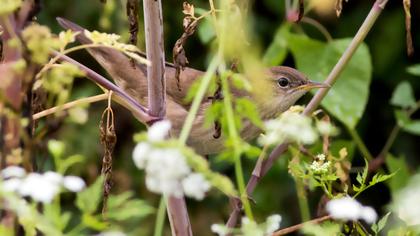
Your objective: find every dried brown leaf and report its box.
[182,2,195,17]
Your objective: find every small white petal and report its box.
[265,214,282,233]
[132,142,152,169]
[2,166,26,179]
[326,197,362,221]
[147,120,171,142]
[211,224,229,236]
[43,171,63,184]
[19,173,60,203]
[182,173,211,200]
[63,176,86,192]
[360,206,377,223]
[3,178,22,192]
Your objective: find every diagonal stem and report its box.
[226,0,389,228]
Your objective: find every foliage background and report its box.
[32,0,420,235]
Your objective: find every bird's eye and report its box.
[277,77,290,88]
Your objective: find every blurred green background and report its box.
[34,0,420,235]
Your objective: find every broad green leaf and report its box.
[76,176,103,214]
[371,212,391,234]
[390,81,416,108]
[407,64,420,76]
[287,34,372,129]
[107,192,154,221]
[386,154,411,194]
[394,110,420,135]
[263,24,290,66]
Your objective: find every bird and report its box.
[56,17,327,155]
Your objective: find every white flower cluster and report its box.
[211,214,282,236]
[326,197,377,224]
[1,166,85,203]
[310,154,331,174]
[132,120,211,200]
[392,173,420,225]
[259,109,317,146]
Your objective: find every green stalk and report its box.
[294,178,310,221]
[347,128,374,161]
[220,73,254,220]
[178,56,220,145]
[153,197,167,236]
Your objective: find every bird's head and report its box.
[256,66,328,119]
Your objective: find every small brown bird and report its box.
[57,18,326,155]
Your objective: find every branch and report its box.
[52,51,156,124]
[272,215,332,236]
[142,0,192,235]
[226,0,389,228]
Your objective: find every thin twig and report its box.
[272,215,332,235]
[226,0,389,228]
[32,93,108,120]
[51,51,156,124]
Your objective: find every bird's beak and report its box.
[296,80,330,91]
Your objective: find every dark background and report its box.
[34,0,420,235]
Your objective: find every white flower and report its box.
[44,171,63,184]
[63,176,86,192]
[316,120,338,136]
[182,173,211,200]
[310,160,330,174]
[18,173,61,203]
[3,178,22,192]
[316,153,326,161]
[132,142,152,169]
[326,197,377,223]
[211,224,229,236]
[147,120,171,142]
[265,214,282,234]
[241,217,264,236]
[259,111,318,146]
[142,148,191,197]
[359,206,378,224]
[2,166,26,179]
[392,174,420,225]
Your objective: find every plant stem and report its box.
[53,52,155,124]
[347,128,374,161]
[295,178,310,221]
[154,197,167,236]
[33,93,108,120]
[220,73,254,220]
[272,215,332,236]
[225,0,389,227]
[178,57,219,144]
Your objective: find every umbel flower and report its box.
[1,166,85,203]
[132,120,211,200]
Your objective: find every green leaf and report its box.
[372,212,391,234]
[197,17,216,44]
[106,192,154,221]
[407,64,420,76]
[235,98,263,128]
[76,176,103,214]
[287,34,372,129]
[390,81,416,108]
[58,154,84,174]
[386,154,411,194]
[394,110,420,135]
[263,24,290,66]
